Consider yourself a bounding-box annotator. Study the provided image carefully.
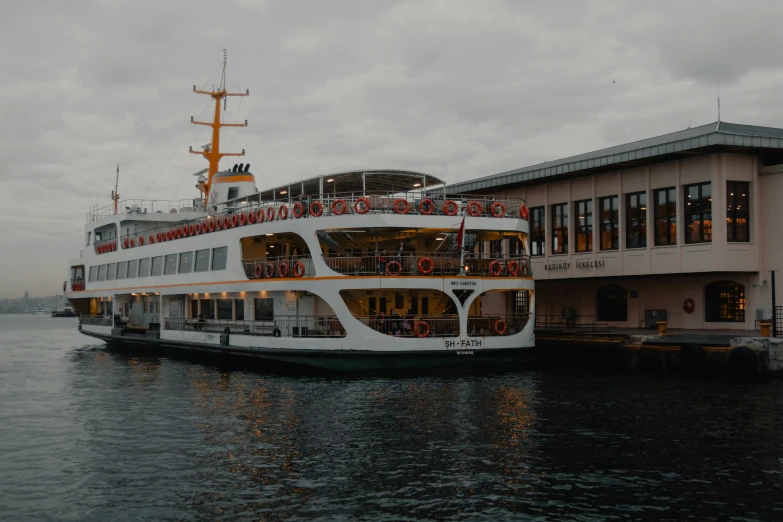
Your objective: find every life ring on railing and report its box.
[123,238,129,249]
[149,234,155,244]
[386,260,403,276]
[239,213,247,226]
[354,197,370,214]
[267,207,275,221]
[130,238,135,247]
[444,200,459,216]
[519,203,529,220]
[191,224,198,235]
[467,201,483,216]
[215,218,223,231]
[220,216,228,229]
[174,227,181,239]
[507,260,520,277]
[265,263,275,278]
[182,226,189,238]
[494,319,507,336]
[229,214,237,228]
[417,256,434,275]
[393,198,410,214]
[310,201,324,217]
[332,199,348,215]
[489,259,503,276]
[683,298,695,314]
[248,210,256,224]
[414,321,431,338]
[293,202,305,219]
[255,264,264,279]
[156,232,162,242]
[293,261,305,278]
[114,241,118,250]
[208,219,216,232]
[256,208,265,223]
[278,205,289,220]
[97,245,102,254]
[278,262,290,278]
[419,198,434,215]
[490,201,505,217]
[138,236,145,246]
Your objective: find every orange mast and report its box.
[189,50,248,208]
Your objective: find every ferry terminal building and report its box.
[445,122,783,331]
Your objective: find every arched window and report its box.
[597,284,627,321]
[705,281,745,322]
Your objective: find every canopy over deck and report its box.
[257,169,446,200]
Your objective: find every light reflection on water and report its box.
[0,314,782,521]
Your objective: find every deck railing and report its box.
[79,315,112,326]
[468,313,530,336]
[323,252,531,278]
[241,256,315,279]
[355,314,460,337]
[165,315,345,338]
[87,198,202,223]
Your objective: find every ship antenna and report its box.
[190,52,249,208]
[222,49,227,110]
[112,163,120,215]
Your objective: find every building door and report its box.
[596,285,628,322]
[704,281,745,322]
[131,296,143,326]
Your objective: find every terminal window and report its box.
[599,196,619,250]
[574,199,593,252]
[726,181,750,242]
[705,280,745,322]
[530,206,545,256]
[551,203,568,254]
[654,187,677,246]
[626,192,647,248]
[684,182,712,244]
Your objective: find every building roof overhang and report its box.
[440,121,783,195]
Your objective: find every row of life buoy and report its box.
[253,261,306,279]
[96,241,117,254]
[487,259,524,277]
[382,318,507,338]
[71,281,85,291]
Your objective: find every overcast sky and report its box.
[2,0,782,298]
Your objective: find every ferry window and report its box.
[705,280,745,322]
[368,297,377,315]
[89,266,96,282]
[599,196,618,250]
[95,232,102,242]
[135,258,146,278]
[626,192,647,248]
[116,261,127,280]
[212,247,228,270]
[217,299,233,320]
[235,299,245,320]
[179,251,193,274]
[228,187,239,200]
[194,249,210,272]
[421,296,429,315]
[727,181,750,242]
[551,203,568,254]
[106,263,116,281]
[395,294,404,310]
[684,182,711,244]
[654,187,677,246]
[200,299,214,319]
[410,296,418,314]
[254,298,274,321]
[97,265,106,281]
[379,297,387,314]
[151,256,163,276]
[574,199,592,252]
[86,231,91,246]
[190,299,198,318]
[530,207,545,256]
[513,290,531,316]
[164,254,178,275]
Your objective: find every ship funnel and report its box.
[244,163,250,172]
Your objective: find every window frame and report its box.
[598,196,619,251]
[150,256,163,276]
[625,191,647,249]
[684,182,712,244]
[654,187,677,246]
[194,249,210,272]
[178,251,194,274]
[211,246,228,271]
[726,181,750,242]
[530,206,545,256]
[574,199,593,253]
[551,203,569,255]
[254,298,274,321]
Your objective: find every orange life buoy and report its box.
[219,216,227,230]
[444,200,459,216]
[490,201,505,217]
[386,260,403,276]
[494,319,507,336]
[332,199,348,215]
[467,201,482,217]
[507,260,519,277]
[156,232,162,242]
[293,202,305,219]
[265,263,275,278]
[414,321,431,338]
[267,207,275,221]
[138,236,145,246]
[215,218,223,231]
[255,264,264,279]
[278,262,289,278]
[208,219,216,232]
[683,298,695,314]
[419,198,434,215]
[123,238,128,249]
[113,241,117,250]
[190,224,197,235]
[393,198,410,214]
[229,215,237,228]
[417,256,434,275]
[149,234,155,243]
[239,213,247,226]
[354,197,370,214]
[310,201,324,217]
[293,261,305,278]
[489,259,503,276]
[256,208,265,223]
[175,227,182,239]
[248,210,256,224]
[278,205,289,220]
[130,238,135,247]
[519,203,529,220]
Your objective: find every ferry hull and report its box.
[79,329,535,373]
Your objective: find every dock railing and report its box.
[79,315,113,326]
[468,313,530,336]
[534,315,609,333]
[165,316,346,338]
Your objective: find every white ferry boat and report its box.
[64,61,535,371]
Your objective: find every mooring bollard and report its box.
[657,321,667,336]
[759,322,772,337]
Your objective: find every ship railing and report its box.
[354,314,460,337]
[534,315,609,333]
[467,313,530,336]
[323,252,532,278]
[87,198,201,223]
[164,315,346,338]
[79,315,112,326]
[241,256,315,279]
